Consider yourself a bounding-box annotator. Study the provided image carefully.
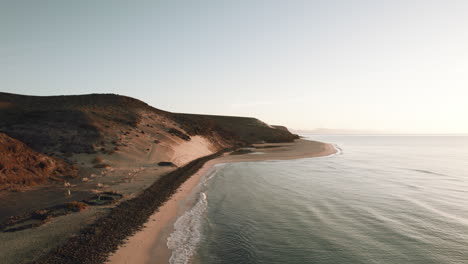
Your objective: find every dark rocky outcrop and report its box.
[157,161,176,167]
[272,125,300,139]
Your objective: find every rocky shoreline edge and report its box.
[30,149,229,264]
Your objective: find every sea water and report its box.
[168,136,468,264]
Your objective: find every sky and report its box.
[1,0,468,134]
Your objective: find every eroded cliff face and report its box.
[0,133,77,187]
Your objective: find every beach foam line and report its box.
[167,191,209,264]
[200,164,222,186]
[332,143,343,155]
[166,165,224,264]
[299,143,342,160]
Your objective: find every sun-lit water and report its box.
[169,136,468,264]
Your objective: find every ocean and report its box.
[167,135,468,264]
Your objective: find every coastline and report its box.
[31,151,227,264]
[108,139,337,264]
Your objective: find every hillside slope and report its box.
[0,133,77,187]
[0,92,297,187]
[177,114,298,143]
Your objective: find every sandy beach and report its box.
[1,93,308,264]
[107,139,337,264]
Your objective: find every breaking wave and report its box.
[167,192,208,264]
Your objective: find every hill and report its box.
[0,133,77,188]
[0,92,297,187]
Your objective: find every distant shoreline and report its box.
[107,139,337,264]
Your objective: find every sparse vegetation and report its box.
[0,133,77,186]
[92,156,104,164]
[65,201,88,212]
[168,128,191,141]
[93,163,111,169]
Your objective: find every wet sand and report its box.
[107,139,337,264]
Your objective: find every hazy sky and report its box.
[1,0,467,133]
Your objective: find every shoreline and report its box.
[31,151,228,264]
[106,157,222,264]
[108,139,337,264]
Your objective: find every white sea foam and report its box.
[200,164,226,186]
[202,168,218,185]
[306,143,343,160]
[167,192,208,264]
[332,144,343,155]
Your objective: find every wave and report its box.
[332,144,343,155]
[409,169,447,177]
[201,165,224,186]
[248,151,265,155]
[167,192,208,264]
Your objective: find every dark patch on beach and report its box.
[157,161,176,167]
[83,192,123,206]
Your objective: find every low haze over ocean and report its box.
[169,135,468,264]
